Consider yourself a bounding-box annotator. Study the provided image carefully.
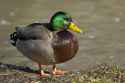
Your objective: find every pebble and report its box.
[115,17,120,23]
[0,19,11,25]
[9,12,15,17]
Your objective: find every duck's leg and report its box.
[52,64,67,76]
[37,63,50,77]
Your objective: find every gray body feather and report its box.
[16,23,56,65]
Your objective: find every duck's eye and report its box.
[68,18,72,22]
[64,17,72,22]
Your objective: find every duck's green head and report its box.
[50,11,82,33]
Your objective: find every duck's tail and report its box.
[10,32,18,46]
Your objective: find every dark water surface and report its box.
[0,0,125,70]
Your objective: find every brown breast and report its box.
[52,30,79,63]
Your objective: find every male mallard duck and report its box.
[10,11,82,77]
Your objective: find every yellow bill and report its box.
[68,22,82,33]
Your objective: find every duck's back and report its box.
[16,23,51,40]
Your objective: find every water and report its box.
[0,0,125,70]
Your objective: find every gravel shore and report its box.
[0,63,124,83]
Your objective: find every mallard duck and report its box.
[10,11,82,77]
